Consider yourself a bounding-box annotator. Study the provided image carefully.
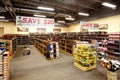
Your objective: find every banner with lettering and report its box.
[16,16,54,27]
[80,22,99,29]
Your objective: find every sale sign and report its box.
[80,22,99,29]
[16,16,54,26]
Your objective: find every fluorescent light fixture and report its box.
[37,6,54,11]
[102,2,116,9]
[15,8,56,14]
[0,19,9,22]
[78,12,89,16]
[34,14,46,17]
[57,20,65,23]
[65,17,75,21]
[0,16,5,19]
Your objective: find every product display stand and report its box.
[107,70,117,80]
[74,43,96,71]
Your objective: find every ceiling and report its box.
[0,0,120,26]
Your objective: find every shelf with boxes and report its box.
[103,32,120,58]
[108,32,120,42]
[0,38,17,58]
[0,51,10,80]
[29,33,60,42]
[59,39,75,55]
[74,43,97,71]
[34,38,59,59]
[105,40,120,57]
[16,35,30,45]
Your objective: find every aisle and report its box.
[11,45,107,80]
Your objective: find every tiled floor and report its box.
[10,45,119,80]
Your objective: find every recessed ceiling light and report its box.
[0,16,5,19]
[37,6,54,11]
[34,14,46,18]
[102,2,116,9]
[78,12,89,16]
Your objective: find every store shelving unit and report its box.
[59,39,74,55]
[0,51,10,80]
[108,32,120,41]
[0,39,17,57]
[34,38,59,59]
[74,44,96,71]
[16,35,29,45]
[105,32,120,59]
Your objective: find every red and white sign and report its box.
[16,16,54,26]
[80,22,99,29]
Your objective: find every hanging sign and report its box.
[16,16,54,26]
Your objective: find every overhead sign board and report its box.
[16,16,54,26]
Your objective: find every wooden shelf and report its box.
[0,51,10,80]
[59,39,74,55]
[34,38,59,59]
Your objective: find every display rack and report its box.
[105,40,120,57]
[59,39,75,55]
[108,32,120,42]
[16,35,29,45]
[0,51,10,80]
[104,32,120,58]
[0,39,17,57]
[74,44,96,71]
[34,38,59,59]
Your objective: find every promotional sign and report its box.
[16,16,54,26]
[17,27,29,32]
[37,28,46,33]
[80,22,99,29]
[99,24,108,30]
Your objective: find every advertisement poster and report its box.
[17,27,29,32]
[37,28,46,33]
[53,28,61,32]
[99,24,108,30]
[80,22,99,29]
[16,16,54,27]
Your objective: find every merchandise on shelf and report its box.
[59,39,75,55]
[74,43,97,71]
[0,51,10,80]
[108,32,120,42]
[34,38,59,60]
[0,39,17,57]
[16,35,30,45]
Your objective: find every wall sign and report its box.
[80,22,99,29]
[37,28,46,33]
[17,27,29,32]
[99,24,108,30]
[16,16,54,26]
[53,28,61,32]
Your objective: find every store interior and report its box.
[0,0,120,80]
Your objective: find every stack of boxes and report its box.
[0,51,10,80]
[74,43,96,71]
